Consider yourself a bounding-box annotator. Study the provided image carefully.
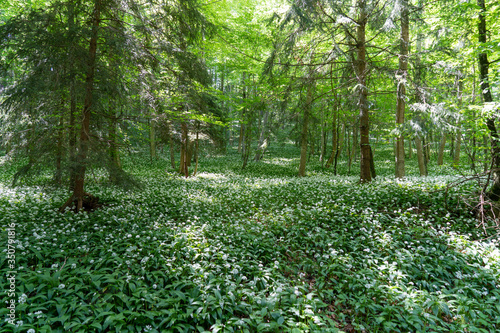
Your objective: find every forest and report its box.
[0,0,500,332]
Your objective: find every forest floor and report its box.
[1,143,499,332]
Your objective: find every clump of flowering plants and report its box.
[0,146,499,332]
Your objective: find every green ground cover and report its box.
[1,144,499,332]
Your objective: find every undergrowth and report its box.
[0,143,499,332]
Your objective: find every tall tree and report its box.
[477,0,500,199]
[356,0,372,183]
[298,72,315,177]
[60,0,102,212]
[395,0,409,178]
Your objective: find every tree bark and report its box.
[325,107,338,169]
[149,117,156,161]
[168,122,176,169]
[193,122,200,176]
[478,0,500,199]
[298,76,314,177]
[352,123,359,163]
[241,74,252,169]
[356,0,372,183]
[408,137,412,159]
[395,0,409,178]
[453,75,463,168]
[55,100,64,185]
[437,133,446,166]
[415,137,427,176]
[320,109,326,165]
[179,122,189,177]
[254,110,269,161]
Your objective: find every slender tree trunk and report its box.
[242,121,252,168]
[450,135,455,157]
[108,111,121,182]
[55,102,64,185]
[347,126,353,174]
[470,65,477,170]
[415,137,427,176]
[478,0,500,198]
[326,102,338,168]
[356,0,372,183]
[334,122,344,175]
[412,0,427,177]
[408,138,412,159]
[352,124,359,163]
[369,146,376,179]
[254,110,269,161]
[395,0,409,178]
[453,76,463,168]
[320,109,326,165]
[193,122,200,176]
[149,117,156,161]
[68,1,77,191]
[169,122,175,169]
[241,74,252,169]
[309,126,315,161]
[437,133,447,166]
[61,0,101,212]
[454,133,462,168]
[484,135,489,172]
[238,73,246,154]
[298,77,314,177]
[179,122,189,177]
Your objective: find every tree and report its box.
[477,0,500,199]
[395,0,409,178]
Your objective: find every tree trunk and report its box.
[356,0,371,183]
[484,135,489,172]
[408,138,412,159]
[68,1,77,192]
[179,122,189,177]
[238,73,246,154]
[298,77,314,177]
[55,104,64,185]
[108,111,121,182]
[415,137,427,176]
[193,123,200,176]
[254,110,269,161]
[149,117,156,161]
[60,0,101,213]
[470,64,477,171]
[395,0,409,178]
[453,75,463,168]
[347,126,353,174]
[326,101,338,169]
[478,0,500,199]
[241,74,252,169]
[450,134,455,157]
[320,109,326,165]
[238,124,244,154]
[242,121,251,169]
[169,123,176,169]
[369,146,376,179]
[454,132,462,168]
[437,133,447,166]
[352,123,359,163]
